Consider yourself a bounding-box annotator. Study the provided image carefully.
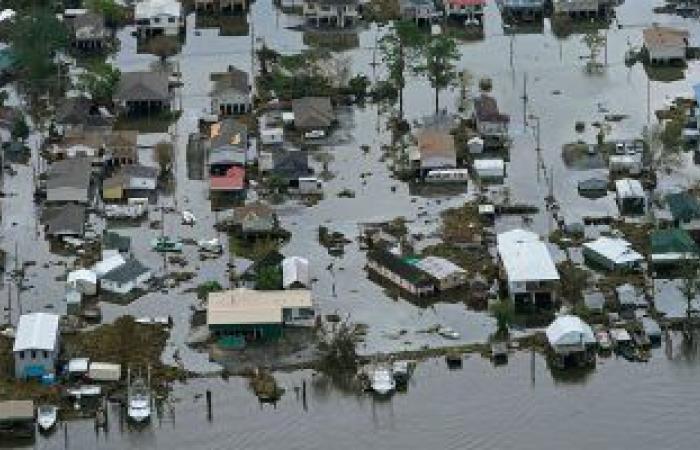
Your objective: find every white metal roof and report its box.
[13,313,59,352]
[207,289,312,325]
[68,357,90,373]
[497,229,560,283]
[415,256,465,280]
[135,0,181,20]
[474,159,504,171]
[67,268,97,285]
[615,178,644,198]
[545,315,595,347]
[282,256,310,289]
[583,237,643,265]
[93,253,126,278]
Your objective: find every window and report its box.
[31,350,36,359]
[44,351,49,358]
[154,17,161,23]
[168,17,175,23]
[19,351,24,359]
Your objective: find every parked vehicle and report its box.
[37,405,58,432]
[151,237,183,253]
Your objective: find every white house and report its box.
[552,0,600,16]
[546,315,596,355]
[13,313,60,379]
[643,26,688,65]
[135,0,184,38]
[101,259,152,295]
[282,256,310,289]
[67,268,98,295]
[497,229,560,307]
[582,237,643,271]
[260,127,284,146]
[303,0,359,28]
[415,256,467,291]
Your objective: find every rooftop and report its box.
[546,315,595,348]
[615,178,645,198]
[115,71,170,102]
[0,400,34,422]
[207,288,312,325]
[497,229,559,283]
[367,249,434,287]
[135,0,182,19]
[643,26,689,49]
[414,256,465,280]
[13,312,60,352]
[42,204,86,236]
[474,95,509,123]
[102,258,150,284]
[211,67,250,95]
[583,237,643,265]
[292,97,334,129]
[210,165,246,191]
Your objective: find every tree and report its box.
[490,299,514,340]
[582,32,606,74]
[256,266,282,290]
[155,141,173,176]
[85,0,127,28]
[8,9,68,83]
[11,115,29,142]
[679,259,700,341]
[0,90,8,108]
[347,74,370,100]
[420,35,460,115]
[78,63,120,104]
[146,36,180,62]
[379,20,424,120]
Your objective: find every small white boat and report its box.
[370,366,396,395]
[182,210,196,226]
[438,326,460,340]
[127,367,152,424]
[37,405,58,431]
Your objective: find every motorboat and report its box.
[438,326,460,340]
[127,368,152,424]
[37,405,58,431]
[151,236,183,253]
[370,366,395,395]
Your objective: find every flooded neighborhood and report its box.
[2,0,700,448]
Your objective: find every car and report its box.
[304,129,326,139]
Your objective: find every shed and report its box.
[577,177,608,197]
[615,178,645,215]
[545,315,596,354]
[88,362,122,381]
[582,237,643,271]
[609,154,642,175]
[291,97,334,130]
[0,400,34,437]
[282,256,310,289]
[473,159,505,180]
[67,269,98,295]
[650,228,699,266]
[67,357,90,376]
[65,289,83,315]
[467,136,484,154]
[414,256,467,290]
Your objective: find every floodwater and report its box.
[5,0,700,446]
[26,341,700,450]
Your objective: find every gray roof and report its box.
[474,95,509,123]
[68,12,106,37]
[47,158,92,191]
[210,118,248,150]
[292,97,334,129]
[103,231,131,253]
[211,67,250,96]
[115,71,169,102]
[102,258,150,284]
[121,164,158,179]
[13,312,59,352]
[0,400,35,421]
[42,204,86,236]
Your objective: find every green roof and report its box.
[667,192,700,222]
[651,228,699,255]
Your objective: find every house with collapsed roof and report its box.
[211,66,251,116]
[497,229,559,309]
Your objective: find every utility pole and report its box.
[522,72,528,127]
[647,77,651,124]
[250,17,256,100]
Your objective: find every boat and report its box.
[182,210,196,226]
[445,352,463,369]
[370,366,395,395]
[198,238,223,254]
[37,405,58,431]
[438,326,460,340]
[151,236,183,253]
[595,330,612,352]
[127,368,152,424]
[392,360,413,387]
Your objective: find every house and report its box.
[412,128,457,176]
[88,362,122,382]
[473,158,505,181]
[282,256,310,289]
[54,97,112,135]
[262,151,313,185]
[135,0,184,38]
[210,165,246,194]
[399,0,438,24]
[650,228,699,267]
[114,71,171,115]
[195,0,249,14]
[101,258,152,295]
[302,0,359,28]
[582,237,643,271]
[67,269,98,296]
[499,0,544,22]
[577,177,608,197]
[104,130,138,167]
[93,250,127,278]
[207,288,315,340]
[473,95,509,146]
[444,0,486,24]
[67,11,108,50]
[208,119,248,175]
[102,165,158,202]
[666,192,700,231]
[292,97,335,132]
[260,127,284,146]
[46,158,92,204]
[0,401,35,439]
[366,249,436,296]
[231,202,277,234]
[211,67,251,116]
[643,26,688,65]
[616,283,647,318]
[496,229,559,309]
[13,313,60,379]
[552,0,603,17]
[545,315,596,368]
[42,204,87,238]
[615,178,645,215]
[414,256,467,290]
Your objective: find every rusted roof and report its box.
[643,26,688,48]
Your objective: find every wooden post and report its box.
[206,389,212,421]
